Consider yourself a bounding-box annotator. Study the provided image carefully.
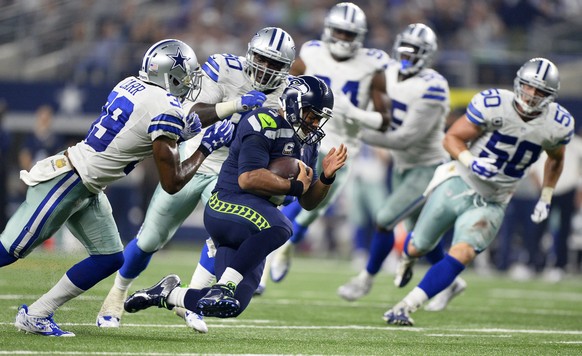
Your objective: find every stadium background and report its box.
[1,0,582,265]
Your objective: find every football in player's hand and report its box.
[267,156,302,180]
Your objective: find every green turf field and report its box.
[1,248,581,355]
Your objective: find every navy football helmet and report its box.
[279,76,334,145]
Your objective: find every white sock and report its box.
[217,267,243,288]
[403,287,429,312]
[28,274,84,317]
[114,272,135,291]
[189,263,216,289]
[358,269,373,281]
[167,287,187,308]
[259,253,274,287]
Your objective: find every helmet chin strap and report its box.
[295,124,308,140]
[513,100,542,119]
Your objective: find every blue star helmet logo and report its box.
[168,47,188,71]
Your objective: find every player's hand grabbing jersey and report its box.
[182,53,287,175]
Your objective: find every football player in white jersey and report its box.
[269,1,391,287]
[384,57,573,326]
[337,23,461,305]
[2,39,234,337]
[97,27,296,332]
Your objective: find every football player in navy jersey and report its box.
[97,27,296,332]
[124,75,348,319]
[2,39,234,337]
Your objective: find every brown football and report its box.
[267,156,302,180]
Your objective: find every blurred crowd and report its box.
[1,0,582,282]
[1,0,581,85]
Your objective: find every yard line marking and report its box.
[0,294,105,301]
[2,322,581,335]
[3,294,582,318]
[425,334,512,338]
[0,352,278,356]
[547,341,582,344]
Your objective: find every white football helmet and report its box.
[322,2,367,60]
[139,39,202,99]
[393,23,437,75]
[513,57,560,117]
[245,27,295,92]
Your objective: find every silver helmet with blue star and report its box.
[139,39,202,98]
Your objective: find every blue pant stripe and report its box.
[11,172,80,257]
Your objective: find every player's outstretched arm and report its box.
[153,120,234,194]
[191,92,267,128]
[300,143,348,210]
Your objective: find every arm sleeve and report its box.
[237,134,271,175]
[362,101,444,150]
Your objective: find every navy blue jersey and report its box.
[215,107,319,199]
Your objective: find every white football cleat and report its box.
[96,285,128,327]
[270,242,293,283]
[15,305,75,337]
[96,315,120,328]
[394,254,418,288]
[424,276,467,311]
[383,301,415,326]
[174,307,208,333]
[337,272,373,301]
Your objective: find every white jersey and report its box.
[457,88,574,203]
[183,53,286,175]
[67,77,186,194]
[384,62,450,170]
[299,40,390,155]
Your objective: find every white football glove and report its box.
[331,92,353,118]
[332,92,383,130]
[470,157,498,180]
[531,200,550,223]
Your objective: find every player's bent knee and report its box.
[136,236,166,253]
[448,243,476,265]
[409,240,436,257]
